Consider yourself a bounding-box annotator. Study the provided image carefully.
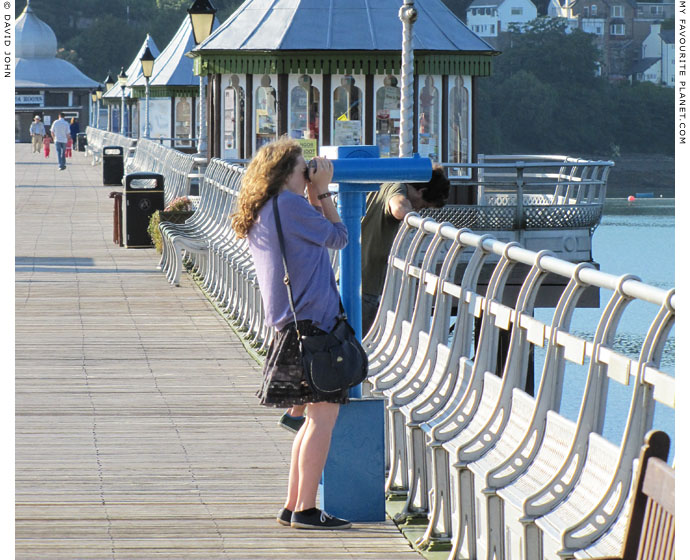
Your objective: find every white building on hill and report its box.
[466,0,538,37]
[630,24,674,86]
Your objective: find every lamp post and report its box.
[118,67,128,136]
[103,72,115,131]
[91,90,97,128]
[96,84,104,129]
[187,0,217,157]
[140,46,155,139]
[398,0,417,157]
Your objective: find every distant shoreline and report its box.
[582,153,675,199]
[603,197,675,216]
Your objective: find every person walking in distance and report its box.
[231,137,352,530]
[69,117,80,145]
[50,113,71,170]
[29,116,45,154]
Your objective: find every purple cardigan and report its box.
[248,190,349,332]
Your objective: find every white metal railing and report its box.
[125,138,197,205]
[147,152,672,560]
[156,159,270,350]
[363,214,674,560]
[149,136,199,151]
[85,126,136,165]
[87,131,199,205]
[429,155,614,233]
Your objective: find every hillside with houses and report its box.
[447,0,675,85]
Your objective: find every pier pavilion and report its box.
[101,35,160,137]
[14,0,99,143]
[188,0,497,202]
[125,15,219,148]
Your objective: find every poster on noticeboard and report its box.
[297,138,318,160]
[333,120,361,145]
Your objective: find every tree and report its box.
[16,0,244,81]
[500,18,601,88]
[475,16,672,156]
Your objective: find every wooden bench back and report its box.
[621,430,674,560]
[634,456,675,560]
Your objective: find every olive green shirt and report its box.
[361,182,409,297]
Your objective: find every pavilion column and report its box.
[244,74,253,157]
[398,0,417,157]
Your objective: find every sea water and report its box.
[533,198,675,462]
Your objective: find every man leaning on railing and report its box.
[360,164,450,334]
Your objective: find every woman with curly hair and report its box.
[231,137,352,530]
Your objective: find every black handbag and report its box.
[272,196,368,400]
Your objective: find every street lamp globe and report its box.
[117,67,128,87]
[187,0,217,45]
[140,47,155,79]
[104,72,115,93]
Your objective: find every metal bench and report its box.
[156,159,269,351]
[364,214,674,560]
[85,127,136,167]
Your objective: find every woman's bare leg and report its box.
[294,402,340,511]
[284,420,308,511]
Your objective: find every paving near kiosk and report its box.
[14,144,423,559]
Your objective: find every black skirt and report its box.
[257,320,350,407]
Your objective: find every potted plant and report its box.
[147,196,195,253]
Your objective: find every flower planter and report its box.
[159,211,194,224]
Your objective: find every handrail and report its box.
[408,216,674,310]
[365,210,673,558]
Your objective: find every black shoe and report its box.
[278,412,305,433]
[277,507,292,526]
[291,508,352,530]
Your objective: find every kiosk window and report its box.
[255,75,277,149]
[418,75,439,162]
[448,76,470,170]
[375,76,401,157]
[289,75,320,143]
[175,97,192,146]
[224,75,244,156]
[332,75,362,145]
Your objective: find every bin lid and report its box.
[103,145,124,155]
[125,172,165,191]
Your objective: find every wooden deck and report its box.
[14,144,421,559]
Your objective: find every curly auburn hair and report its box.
[231,137,303,238]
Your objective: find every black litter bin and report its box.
[77,132,87,152]
[124,172,165,248]
[103,145,124,186]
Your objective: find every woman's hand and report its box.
[305,157,340,224]
[306,157,333,197]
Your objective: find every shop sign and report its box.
[16,95,45,105]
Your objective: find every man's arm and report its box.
[388,193,414,221]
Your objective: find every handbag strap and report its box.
[272,196,302,337]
